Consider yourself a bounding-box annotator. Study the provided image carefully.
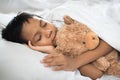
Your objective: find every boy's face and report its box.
[21,17,57,46]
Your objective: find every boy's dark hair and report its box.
[2,12,41,44]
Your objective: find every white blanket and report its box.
[46,0,120,52]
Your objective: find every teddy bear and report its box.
[55,15,120,77]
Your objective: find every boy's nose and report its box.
[45,30,52,38]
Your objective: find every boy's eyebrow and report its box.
[39,20,42,27]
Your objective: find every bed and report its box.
[0,0,120,80]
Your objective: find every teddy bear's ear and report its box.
[84,32,99,50]
[63,15,75,25]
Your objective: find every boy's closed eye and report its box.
[32,31,41,43]
[35,33,41,42]
[32,20,48,43]
[38,35,42,41]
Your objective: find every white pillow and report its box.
[0,39,91,80]
[0,13,16,27]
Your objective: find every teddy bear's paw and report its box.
[106,62,120,77]
[105,50,119,61]
[63,15,74,25]
[93,57,110,72]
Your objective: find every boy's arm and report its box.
[42,40,113,71]
[76,40,113,67]
[77,40,113,79]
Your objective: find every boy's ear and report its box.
[63,15,75,25]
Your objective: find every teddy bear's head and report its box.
[55,15,100,57]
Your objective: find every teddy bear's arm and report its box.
[93,57,110,71]
[79,64,103,80]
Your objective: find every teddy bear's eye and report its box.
[82,41,86,44]
[92,37,95,40]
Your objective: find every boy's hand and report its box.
[28,41,55,53]
[41,53,79,71]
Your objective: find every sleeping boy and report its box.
[2,12,113,80]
